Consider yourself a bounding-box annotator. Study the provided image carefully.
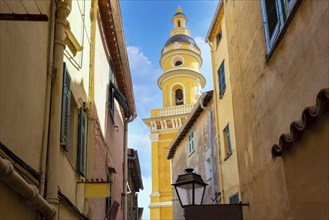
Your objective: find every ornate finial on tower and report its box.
[176,6,182,13]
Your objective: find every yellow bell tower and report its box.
[143,7,205,219]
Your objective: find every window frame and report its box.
[216,29,222,48]
[260,0,301,61]
[223,123,232,158]
[217,60,226,99]
[188,129,195,155]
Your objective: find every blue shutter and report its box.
[60,63,71,147]
[77,107,86,176]
[229,193,239,204]
[226,124,232,154]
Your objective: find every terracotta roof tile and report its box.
[272,88,329,157]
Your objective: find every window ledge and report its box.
[224,152,232,161]
[266,0,303,63]
[188,149,195,157]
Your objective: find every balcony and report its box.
[151,104,194,117]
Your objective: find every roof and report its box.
[167,91,213,159]
[174,11,187,17]
[205,0,223,42]
[164,34,196,47]
[272,88,329,157]
[99,0,136,118]
[128,149,144,192]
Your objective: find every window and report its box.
[108,61,116,120]
[175,61,182,66]
[175,89,183,105]
[171,56,184,67]
[178,20,181,27]
[77,107,86,176]
[61,63,72,146]
[223,123,232,157]
[261,0,297,53]
[217,60,226,99]
[188,130,195,155]
[229,193,239,204]
[216,29,222,48]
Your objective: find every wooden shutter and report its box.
[60,63,71,146]
[226,124,232,154]
[218,61,226,99]
[77,107,86,176]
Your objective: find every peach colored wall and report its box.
[223,1,328,219]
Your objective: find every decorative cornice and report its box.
[158,69,206,89]
[149,192,161,197]
[149,133,159,142]
[149,201,173,208]
[160,48,202,66]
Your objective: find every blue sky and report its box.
[120,1,218,219]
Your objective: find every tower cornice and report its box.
[160,48,202,68]
[158,69,206,89]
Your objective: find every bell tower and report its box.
[143,7,205,219]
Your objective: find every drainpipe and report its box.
[0,157,56,217]
[39,0,56,197]
[123,114,136,220]
[208,41,225,203]
[200,93,216,203]
[46,0,72,219]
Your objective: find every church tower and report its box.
[143,7,205,219]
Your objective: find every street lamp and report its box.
[172,168,208,207]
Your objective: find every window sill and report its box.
[224,152,232,161]
[265,0,303,63]
[188,149,195,157]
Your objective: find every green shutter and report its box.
[60,63,71,147]
[218,60,226,99]
[77,107,86,176]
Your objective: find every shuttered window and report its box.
[188,130,195,155]
[224,123,232,156]
[216,29,222,48]
[261,0,297,53]
[77,107,86,176]
[218,60,226,99]
[229,193,239,204]
[60,63,71,145]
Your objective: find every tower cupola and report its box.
[158,7,206,107]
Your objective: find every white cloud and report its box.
[137,175,152,220]
[194,36,214,92]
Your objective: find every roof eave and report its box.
[205,0,223,43]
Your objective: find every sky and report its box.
[120,1,218,219]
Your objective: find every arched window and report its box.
[178,20,181,27]
[175,89,183,105]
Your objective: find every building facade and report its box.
[207,0,328,219]
[0,0,136,219]
[205,2,241,205]
[143,7,205,219]
[167,91,221,219]
[127,148,144,220]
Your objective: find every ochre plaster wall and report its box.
[223,1,329,218]
[0,2,50,171]
[209,7,240,203]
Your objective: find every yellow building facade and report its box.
[143,7,205,219]
[205,2,241,204]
